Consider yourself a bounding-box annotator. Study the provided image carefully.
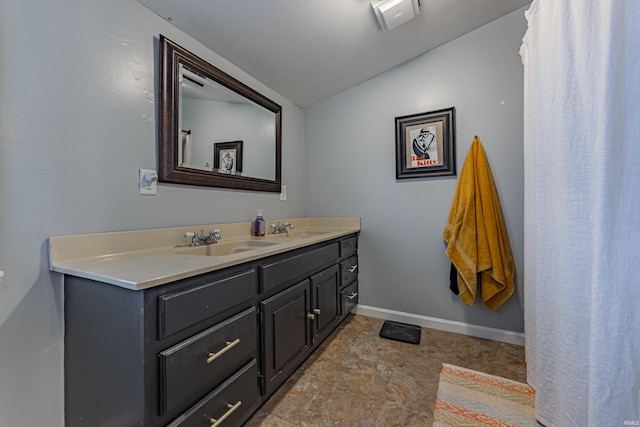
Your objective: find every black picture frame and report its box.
[213,140,243,175]
[395,107,456,179]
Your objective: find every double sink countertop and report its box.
[49,217,360,290]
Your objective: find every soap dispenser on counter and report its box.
[254,209,266,236]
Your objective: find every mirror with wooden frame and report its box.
[158,35,282,192]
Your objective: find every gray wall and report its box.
[306,9,526,333]
[0,1,526,425]
[0,1,305,426]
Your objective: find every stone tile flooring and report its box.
[244,314,526,427]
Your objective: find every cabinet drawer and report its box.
[260,243,338,293]
[340,255,358,288]
[159,269,257,338]
[159,307,258,414]
[340,280,359,317]
[339,236,357,258]
[167,359,260,427]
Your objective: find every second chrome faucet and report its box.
[271,222,294,235]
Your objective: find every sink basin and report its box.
[174,240,280,256]
[267,230,330,239]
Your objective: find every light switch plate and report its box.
[139,169,157,195]
[280,184,287,201]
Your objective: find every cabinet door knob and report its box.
[346,264,358,273]
[210,401,242,427]
[313,308,321,315]
[346,292,359,300]
[307,313,316,320]
[206,338,240,364]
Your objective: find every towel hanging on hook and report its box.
[180,131,192,165]
[443,136,515,311]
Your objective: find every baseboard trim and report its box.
[352,305,525,346]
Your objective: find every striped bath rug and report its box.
[433,363,538,427]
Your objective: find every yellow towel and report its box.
[443,136,515,311]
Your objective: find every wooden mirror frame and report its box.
[158,35,282,192]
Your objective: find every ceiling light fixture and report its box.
[371,0,420,31]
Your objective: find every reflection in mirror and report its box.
[158,35,282,192]
[178,65,275,180]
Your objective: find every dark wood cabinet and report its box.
[64,264,260,427]
[64,233,358,427]
[260,261,342,398]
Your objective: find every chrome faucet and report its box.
[184,229,222,246]
[271,222,294,235]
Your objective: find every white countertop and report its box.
[49,217,360,290]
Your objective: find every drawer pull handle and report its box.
[307,313,316,320]
[210,401,242,427]
[346,292,359,300]
[313,308,322,315]
[207,339,240,364]
[346,264,358,273]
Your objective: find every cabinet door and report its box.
[260,279,312,396]
[309,265,340,343]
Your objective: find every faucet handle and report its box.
[184,231,200,246]
[210,229,222,241]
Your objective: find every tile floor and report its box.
[244,314,526,427]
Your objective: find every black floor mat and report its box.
[379,320,421,344]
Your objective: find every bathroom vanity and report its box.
[50,217,359,427]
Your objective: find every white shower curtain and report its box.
[521,1,640,425]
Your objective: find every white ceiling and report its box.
[138,0,531,108]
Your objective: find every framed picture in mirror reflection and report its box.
[214,140,243,175]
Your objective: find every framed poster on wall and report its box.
[395,107,456,179]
